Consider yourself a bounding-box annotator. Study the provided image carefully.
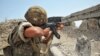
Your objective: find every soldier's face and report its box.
[30,17,47,26]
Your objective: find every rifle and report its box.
[43,17,70,39]
[43,22,60,39]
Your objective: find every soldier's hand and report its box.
[24,26,44,38]
[42,28,52,44]
[43,28,52,37]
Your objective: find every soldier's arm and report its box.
[24,26,44,38]
[8,22,33,46]
[8,21,52,46]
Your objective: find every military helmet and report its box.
[25,6,47,26]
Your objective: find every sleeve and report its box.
[8,22,33,46]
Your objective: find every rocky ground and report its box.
[50,25,100,56]
[50,26,78,56]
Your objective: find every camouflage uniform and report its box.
[3,6,53,56]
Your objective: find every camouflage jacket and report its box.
[6,21,53,56]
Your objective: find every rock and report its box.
[76,35,91,56]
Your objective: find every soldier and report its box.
[3,6,64,56]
